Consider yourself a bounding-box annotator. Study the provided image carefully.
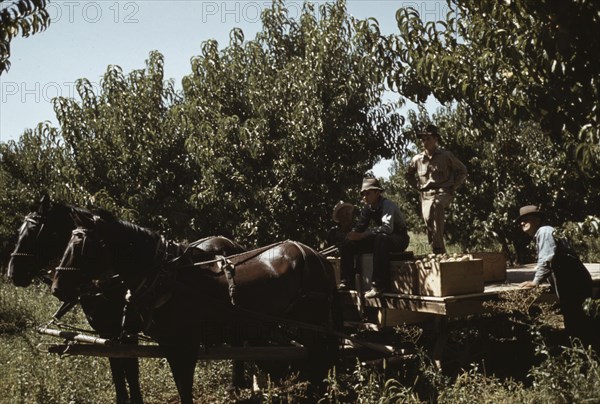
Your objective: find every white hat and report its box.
[332,201,354,223]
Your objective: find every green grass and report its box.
[407,231,464,256]
[2,272,599,403]
[0,277,237,404]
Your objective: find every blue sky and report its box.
[0,0,449,176]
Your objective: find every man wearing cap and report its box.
[517,205,594,343]
[339,177,410,298]
[405,124,467,254]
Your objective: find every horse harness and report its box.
[10,213,51,283]
[129,240,332,331]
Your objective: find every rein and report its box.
[178,241,287,270]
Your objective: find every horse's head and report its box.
[8,194,72,286]
[51,215,113,303]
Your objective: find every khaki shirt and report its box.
[406,147,467,192]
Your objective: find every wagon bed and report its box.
[337,263,600,368]
[38,264,599,368]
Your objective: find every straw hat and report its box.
[332,201,354,223]
[360,178,385,193]
[516,205,544,223]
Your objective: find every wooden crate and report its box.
[390,261,418,294]
[416,259,484,297]
[327,257,341,285]
[472,252,507,282]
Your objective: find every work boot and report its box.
[338,277,356,290]
[364,286,381,298]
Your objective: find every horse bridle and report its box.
[54,228,120,291]
[11,213,45,256]
[10,213,52,283]
[55,228,94,273]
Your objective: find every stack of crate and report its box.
[329,251,506,297]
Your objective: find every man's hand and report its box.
[519,281,537,289]
[346,231,365,241]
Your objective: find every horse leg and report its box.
[123,358,144,404]
[162,342,198,404]
[228,360,245,392]
[108,358,130,404]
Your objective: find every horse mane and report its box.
[40,198,160,251]
[39,198,96,222]
[117,220,161,242]
[96,213,163,250]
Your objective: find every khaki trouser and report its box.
[420,191,454,254]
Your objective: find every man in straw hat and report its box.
[339,177,410,298]
[325,201,355,250]
[517,204,595,343]
[405,124,467,254]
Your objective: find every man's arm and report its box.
[370,200,398,235]
[405,157,419,189]
[520,227,556,288]
[449,152,467,192]
[532,227,556,285]
[351,206,371,233]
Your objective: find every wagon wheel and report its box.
[428,316,493,374]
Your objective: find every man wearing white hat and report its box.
[339,177,410,298]
[325,201,355,249]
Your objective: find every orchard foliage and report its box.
[52,51,194,236]
[384,0,600,259]
[391,0,600,170]
[0,0,50,73]
[179,0,405,246]
[0,0,406,252]
[2,0,599,260]
[387,107,600,262]
[0,123,69,261]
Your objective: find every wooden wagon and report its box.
[38,253,600,371]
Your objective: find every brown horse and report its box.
[8,195,246,403]
[8,195,146,404]
[51,210,340,404]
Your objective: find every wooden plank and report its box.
[364,294,452,315]
[377,308,435,326]
[46,344,308,360]
[584,263,600,284]
[39,327,113,345]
